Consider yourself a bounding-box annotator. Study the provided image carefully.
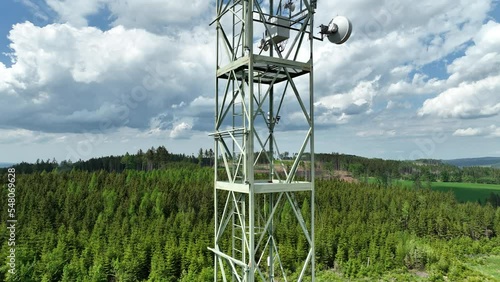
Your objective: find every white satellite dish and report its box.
[320,16,352,45]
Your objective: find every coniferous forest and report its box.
[1,153,500,281]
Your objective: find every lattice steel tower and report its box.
[209,1,351,281]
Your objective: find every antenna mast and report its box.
[210,1,351,281]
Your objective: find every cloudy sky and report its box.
[0,0,499,163]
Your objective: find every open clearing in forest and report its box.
[390,180,500,203]
[430,182,500,203]
[464,255,500,280]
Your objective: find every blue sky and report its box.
[0,1,32,66]
[0,0,499,163]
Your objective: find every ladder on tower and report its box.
[232,0,244,59]
[231,194,246,282]
[231,90,244,181]
[230,193,267,281]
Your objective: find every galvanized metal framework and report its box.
[210,0,318,281]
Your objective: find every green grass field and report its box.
[464,255,500,281]
[430,182,500,203]
[389,179,500,203]
[314,256,500,281]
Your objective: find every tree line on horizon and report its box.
[3,147,500,186]
[316,153,500,186]
[2,146,215,174]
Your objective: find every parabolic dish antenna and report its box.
[320,16,352,45]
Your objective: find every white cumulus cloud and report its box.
[453,125,500,137]
[46,0,105,27]
[315,77,378,119]
[169,122,193,139]
[418,74,500,118]
[0,21,215,134]
[44,0,211,33]
[453,127,484,136]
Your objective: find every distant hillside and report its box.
[443,157,500,168]
[0,162,15,168]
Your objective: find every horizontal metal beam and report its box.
[216,181,313,194]
[217,56,250,78]
[217,181,250,193]
[254,182,312,193]
[217,55,312,84]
